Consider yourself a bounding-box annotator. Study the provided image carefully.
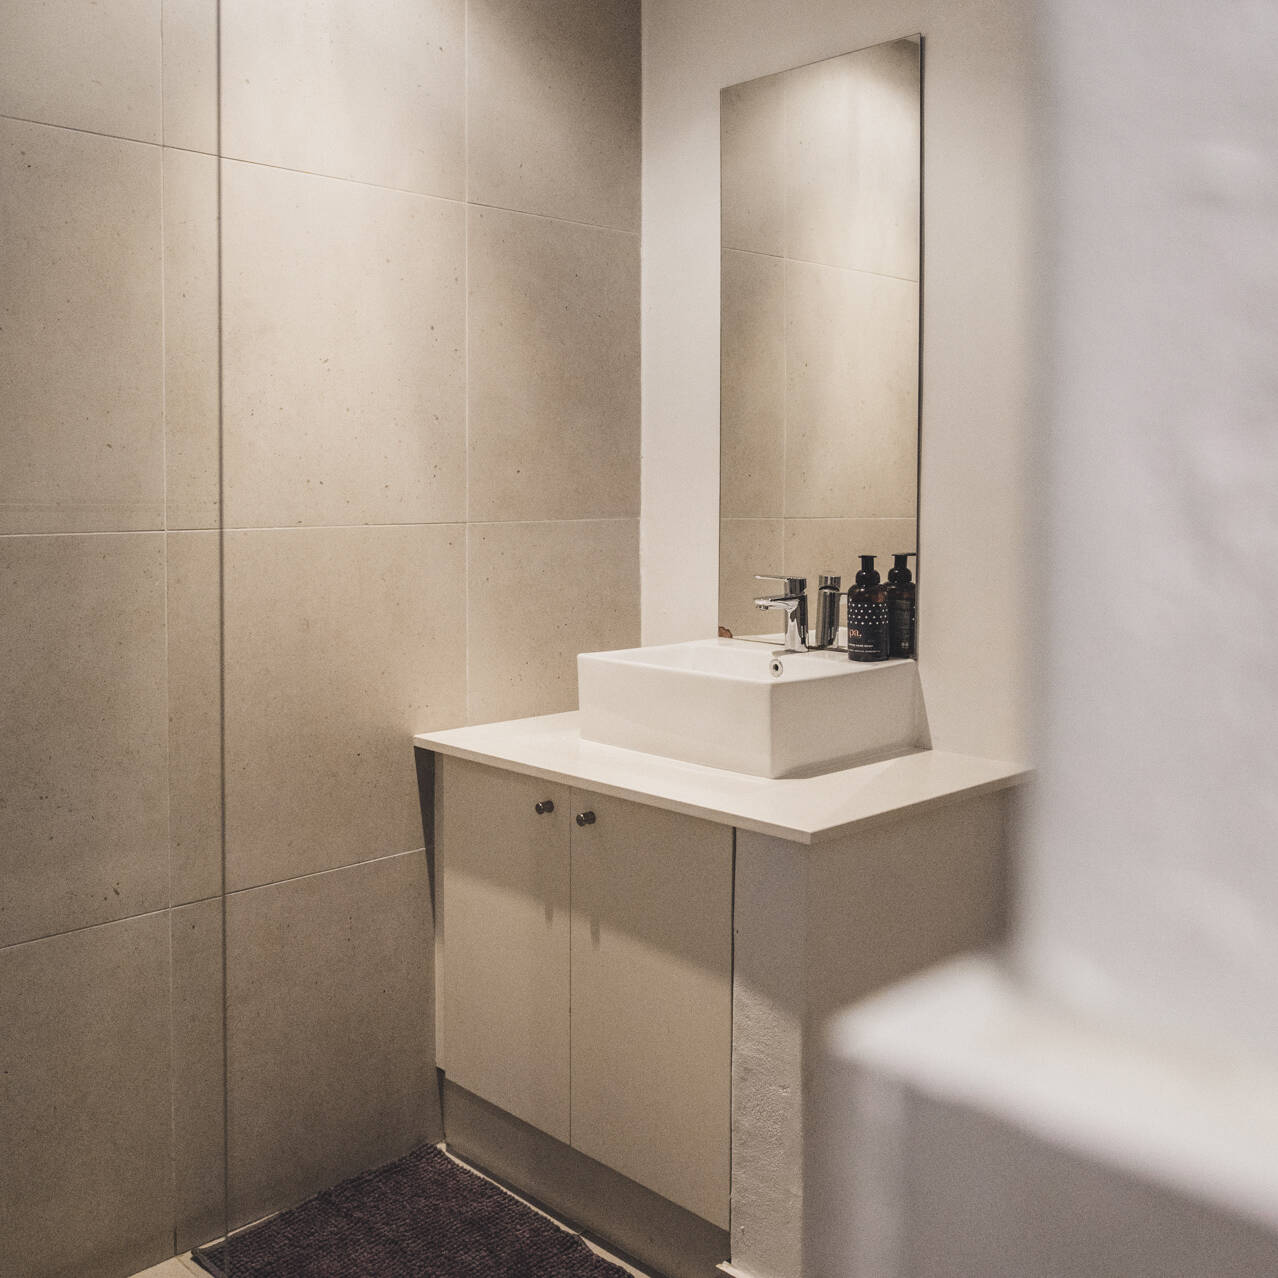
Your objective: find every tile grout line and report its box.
[0,109,165,149]
[781,71,790,555]
[214,0,232,1253]
[220,846,430,899]
[216,151,639,240]
[158,5,181,1256]
[727,829,737,1247]
[464,0,472,729]
[637,0,647,647]
[721,241,919,285]
[0,903,175,954]
[466,196,639,238]
[0,120,638,241]
[0,838,427,964]
[165,906,179,1258]
[567,786,573,1148]
[914,37,927,644]
[721,516,916,524]
[0,516,640,542]
[0,527,169,540]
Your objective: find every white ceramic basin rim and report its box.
[595,640,860,681]
[577,638,925,778]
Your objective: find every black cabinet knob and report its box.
[534,800,555,815]
[575,810,596,827]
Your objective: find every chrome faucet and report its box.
[753,574,809,651]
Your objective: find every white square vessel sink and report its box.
[577,638,925,778]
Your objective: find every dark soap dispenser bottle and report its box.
[887,552,917,659]
[846,555,890,662]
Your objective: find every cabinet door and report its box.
[569,791,733,1228]
[438,758,571,1142]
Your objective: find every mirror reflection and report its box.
[718,37,921,643]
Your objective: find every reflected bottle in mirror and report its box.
[814,575,842,649]
[887,552,916,659]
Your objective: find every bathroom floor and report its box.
[124,1148,653,1278]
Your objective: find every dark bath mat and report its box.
[192,1144,632,1277]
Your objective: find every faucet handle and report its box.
[753,573,806,595]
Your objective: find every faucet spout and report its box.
[754,596,809,652]
[752,573,809,651]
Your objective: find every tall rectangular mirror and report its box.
[718,37,922,641]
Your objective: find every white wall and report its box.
[755,2,1278,1270]
[1019,0,1278,1066]
[641,0,1034,761]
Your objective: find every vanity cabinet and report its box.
[436,761,572,1141]
[419,715,1024,1278]
[437,757,732,1228]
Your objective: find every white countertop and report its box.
[414,712,1030,845]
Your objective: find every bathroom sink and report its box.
[577,638,925,778]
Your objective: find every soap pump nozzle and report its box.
[855,555,880,587]
[888,552,915,586]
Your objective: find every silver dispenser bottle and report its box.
[814,574,841,648]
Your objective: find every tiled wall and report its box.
[713,41,921,637]
[0,1,640,1273]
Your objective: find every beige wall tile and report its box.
[468,207,639,522]
[721,249,785,519]
[220,0,464,196]
[785,39,920,279]
[0,0,161,142]
[163,148,219,530]
[0,119,163,534]
[225,852,438,1228]
[167,532,222,906]
[0,914,173,1278]
[785,259,919,520]
[467,520,639,724]
[162,0,217,153]
[223,524,465,892]
[718,518,784,639]
[221,161,466,529]
[172,897,226,1253]
[0,534,168,948]
[468,0,640,231]
[783,516,917,609]
[720,71,787,257]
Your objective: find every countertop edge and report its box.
[802,769,1028,844]
[413,713,1031,845]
